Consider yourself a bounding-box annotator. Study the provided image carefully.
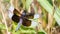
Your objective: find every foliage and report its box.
[0,0,60,34]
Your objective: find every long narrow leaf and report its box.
[25,0,33,10]
[37,0,60,25]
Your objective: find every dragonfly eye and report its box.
[21,10,27,17]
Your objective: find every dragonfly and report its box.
[8,5,40,32]
[8,5,35,32]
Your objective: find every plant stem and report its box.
[0,1,9,34]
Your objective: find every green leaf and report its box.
[37,0,60,26]
[0,23,6,30]
[38,32,45,34]
[25,0,33,10]
[37,0,53,14]
[4,0,10,3]
[0,14,3,20]
[21,0,26,9]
